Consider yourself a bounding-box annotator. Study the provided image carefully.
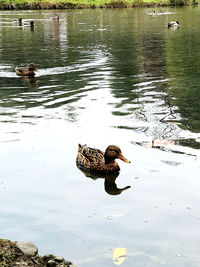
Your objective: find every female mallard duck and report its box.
[52,16,60,22]
[23,21,34,28]
[15,64,38,77]
[76,144,130,173]
[12,18,22,25]
[168,21,179,28]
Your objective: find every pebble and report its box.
[15,241,76,267]
[64,260,73,266]
[55,256,65,263]
[16,240,38,256]
[47,260,57,267]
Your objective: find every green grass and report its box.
[0,0,170,9]
[0,0,197,10]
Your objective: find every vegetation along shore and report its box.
[0,0,199,10]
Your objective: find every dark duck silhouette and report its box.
[52,16,60,22]
[168,21,179,28]
[15,64,38,77]
[104,178,131,195]
[77,166,131,195]
[12,18,22,26]
[22,21,35,31]
[76,144,130,174]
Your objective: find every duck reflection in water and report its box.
[77,166,131,195]
[76,144,131,194]
[19,76,38,88]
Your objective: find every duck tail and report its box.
[78,144,82,151]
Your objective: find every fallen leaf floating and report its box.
[152,139,175,148]
[113,248,127,265]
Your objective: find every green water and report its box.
[0,7,200,267]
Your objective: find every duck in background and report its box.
[12,18,22,26]
[52,16,59,22]
[23,21,35,29]
[15,64,38,77]
[168,21,179,28]
[76,144,130,174]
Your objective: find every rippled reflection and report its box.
[0,8,200,152]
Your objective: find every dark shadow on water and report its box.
[77,165,131,196]
[19,76,38,89]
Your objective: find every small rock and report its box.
[55,256,65,263]
[64,260,72,266]
[69,264,78,267]
[47,260,57,267]
[42,254,55,261]
[16,240,38,256]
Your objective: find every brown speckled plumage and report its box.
[76,144,130,173]
[15,64,37,77]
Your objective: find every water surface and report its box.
[0,7,200,267]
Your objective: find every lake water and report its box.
[0,6,200,267]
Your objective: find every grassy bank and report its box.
[0,0,198,10]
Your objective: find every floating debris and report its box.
[113,248,126,265]
[161,160,182,166]
[152,139,175,148]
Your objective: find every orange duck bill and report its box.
[118,153,131,163]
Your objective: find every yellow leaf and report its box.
[113,247,126,265]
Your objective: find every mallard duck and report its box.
[15,64,38,77]
[76,144,130,173]
[13,18,22,23]
[52,16,59,22]
[23,21,34,28]
[30,21,34,28]
[168,21,179,28]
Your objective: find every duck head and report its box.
[104,145,130,164]
[30,21,34,27]
[28,64,37,72]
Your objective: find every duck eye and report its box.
[111,149,119,154]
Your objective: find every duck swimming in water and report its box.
[76,144,130,174]
[22,21,34,29]
[52,16,60,22]
[168,21,179,28]
[12,18,22,25]
[15,64,38,77]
